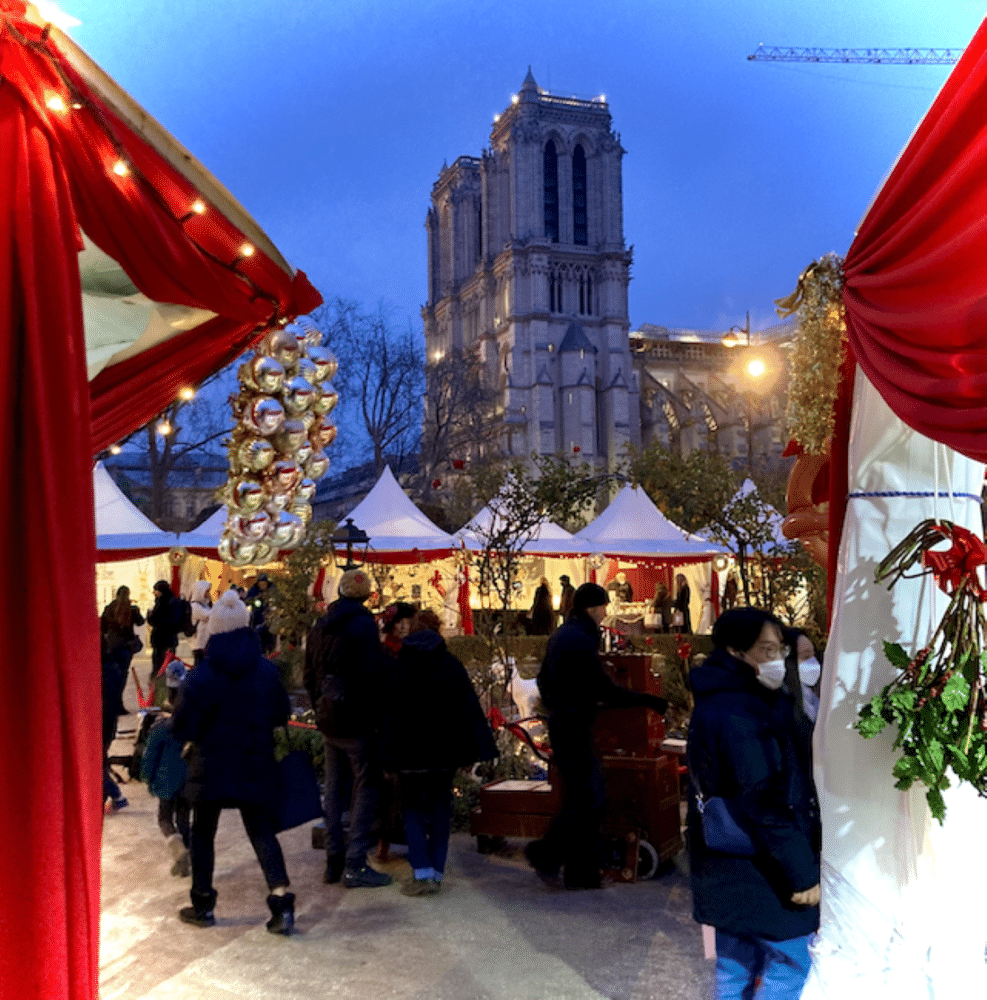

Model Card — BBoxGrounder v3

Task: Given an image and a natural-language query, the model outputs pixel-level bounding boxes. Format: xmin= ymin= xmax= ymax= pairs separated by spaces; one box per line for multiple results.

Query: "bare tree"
xmin=313 ymin=298 xmax=424 ymax=478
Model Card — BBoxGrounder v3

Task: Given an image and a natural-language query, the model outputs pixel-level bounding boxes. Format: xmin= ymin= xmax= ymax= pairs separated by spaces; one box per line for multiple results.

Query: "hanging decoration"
xmin=775 ymin=252 xmax=847 ymax=456
xmin=217 ymin=320 xmax=338 ymax=566
xmin=856 ymin=519 xmax=987 ymax=823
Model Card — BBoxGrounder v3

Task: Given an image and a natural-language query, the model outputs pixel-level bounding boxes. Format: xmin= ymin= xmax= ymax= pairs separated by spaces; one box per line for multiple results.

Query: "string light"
xmin=156 ymin=418 xmax=172 ymax=436
xmin=108 ymin=443 xmax=122 ymax=455
xmin=191 ymin=199 xmax=206 ymax=214
xmin=239 ymin=242 xmax=255 ymax=258
xmin=112 ymin=159 xmax=129 ymax=177
xmin=178 ymin=386 xmax=195 ymax=402
xmin=46 ymin=95 xmax=66 ymax=112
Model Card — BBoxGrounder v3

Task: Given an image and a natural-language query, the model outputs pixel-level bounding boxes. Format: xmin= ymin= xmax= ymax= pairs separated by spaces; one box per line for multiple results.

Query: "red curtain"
xmin=842 ymin=18 xmax=987 ymax=456
xmin=0 ymin=7 xmax=320 ymax=999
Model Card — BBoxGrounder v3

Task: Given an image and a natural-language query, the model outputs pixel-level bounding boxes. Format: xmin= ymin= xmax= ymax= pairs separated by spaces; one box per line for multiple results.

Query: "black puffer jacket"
xmin=304 ymin=597 xmax=386 ymax=738
xmin=687 ymin=647 xmax=820 ymax=942
xmin=382 ymin=628 xmax=497 ymax=773
xmin=537 ymin=612 xmax=667 ymax=725
xmin=170 ymin=627 xmax=289 ymax=805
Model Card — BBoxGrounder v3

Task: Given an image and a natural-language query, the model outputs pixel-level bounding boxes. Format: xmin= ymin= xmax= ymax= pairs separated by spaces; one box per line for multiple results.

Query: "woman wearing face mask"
xmin=687 ymin=607 xmax=821 ymax=999
xmin=783 ymin=629 xmax=822 ymax=726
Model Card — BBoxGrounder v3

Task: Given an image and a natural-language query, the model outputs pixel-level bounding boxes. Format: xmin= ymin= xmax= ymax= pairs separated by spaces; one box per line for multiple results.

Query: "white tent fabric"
xmin=175 ymin=504 xmax=227 ymax=554
xmin=455 ymin=504 xmax=586 ymax=555
xmin=801 ymin=372 xmax=987 ymax=998
xmin=94 ymin=460 xmax=176 ymax=554
xmin=574 ymin=484 xmax=727 ymax=558
xmin=343 ymin=466 xmax=455 ymax=554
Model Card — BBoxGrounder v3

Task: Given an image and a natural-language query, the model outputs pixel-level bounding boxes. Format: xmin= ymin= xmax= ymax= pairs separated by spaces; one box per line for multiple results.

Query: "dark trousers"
xmin=537 ymin=716 xmax=605 ymax=882
xmin=399 ymin=769 xmax=455 ymax=876
xmin=158 ymin=795 xmax=191 ymax=845
xmin=189 ymin=801 xmax=289 ymax=896
xmin=323 ymin=736 xmax=381 ymax=870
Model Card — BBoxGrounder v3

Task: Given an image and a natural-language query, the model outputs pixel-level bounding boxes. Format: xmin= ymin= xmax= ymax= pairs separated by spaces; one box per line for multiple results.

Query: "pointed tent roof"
xmin=174 ymin=503 xmax=228 ymax=556
xmin=341 ymin=466 xmax=455 ymax=556
xmin=94 ymin=461 xmax=177 ymax=559
xmin=574 ymin=484 xmax=727 ymax=560
xmin=719 ymin=478 xmax=789 ymax=549
xmin=455 ymin=504 xmax=584 ymax=555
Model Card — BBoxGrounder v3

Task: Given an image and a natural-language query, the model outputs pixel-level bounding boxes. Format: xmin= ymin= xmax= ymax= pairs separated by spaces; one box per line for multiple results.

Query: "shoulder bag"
xmin=689 ymin=767 xmax=756 ymax=857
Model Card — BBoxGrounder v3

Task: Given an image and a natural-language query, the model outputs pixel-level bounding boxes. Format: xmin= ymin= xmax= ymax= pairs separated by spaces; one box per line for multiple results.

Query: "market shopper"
xmin=147 ymin=580 xmax=182 ymax=686
xmin=304 ymin=568 xmax=392 ymax=888
xmin=526 ymin=582 xmax=668 ymax=889
xmin=188 ymin=580 xmax=213 ymax=665
xmin=687 ymin=607 xmax=820 ymax=998
xmin=384 ymin=609 xmax=497 ymax=896
xmin=100 ymin=585 xmax=145 ymax=699
xmin=529 ymin=577 xmax=556 ymax=635
xmin=169 ymin=590 xmax=295 ymax=934
xmin=558 ymin=575 xmax=576 ymax=621
xmin=672 ymin=573 xmax=692 ymax=633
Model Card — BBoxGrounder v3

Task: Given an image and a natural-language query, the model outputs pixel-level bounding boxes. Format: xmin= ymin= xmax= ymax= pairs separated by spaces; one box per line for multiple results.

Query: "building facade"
xmin=422 ymin=69 xmax=639 ymax=470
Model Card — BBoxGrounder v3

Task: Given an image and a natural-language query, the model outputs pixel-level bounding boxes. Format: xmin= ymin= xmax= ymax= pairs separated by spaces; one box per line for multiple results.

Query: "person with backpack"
xmin=304 ymin=568 xmax=392 ymax=889
xmin=147 ymin=580 xmax=182 ymax=686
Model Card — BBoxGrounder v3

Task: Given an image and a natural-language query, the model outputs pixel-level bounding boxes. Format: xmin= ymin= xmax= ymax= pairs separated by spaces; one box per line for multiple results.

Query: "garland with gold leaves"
xmin=775 ymin=252 xmax=847 ymax=456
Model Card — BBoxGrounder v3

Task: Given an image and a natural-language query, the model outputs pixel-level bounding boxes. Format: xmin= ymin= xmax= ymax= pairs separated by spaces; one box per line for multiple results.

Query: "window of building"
xmin=578 ymin=272 xmax=593 ymax=315
xmin=572 ymin=144 xmax=587 ymax=245
xmin=544 ymin=141 xmax=559 ymax=243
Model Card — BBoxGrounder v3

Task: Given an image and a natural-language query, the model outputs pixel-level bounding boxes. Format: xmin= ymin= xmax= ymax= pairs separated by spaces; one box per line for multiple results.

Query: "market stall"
xmin=0 ymin=5 xmax=321 ymax=997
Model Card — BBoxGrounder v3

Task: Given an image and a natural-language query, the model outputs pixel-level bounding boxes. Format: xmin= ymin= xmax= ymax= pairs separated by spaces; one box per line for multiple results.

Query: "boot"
xmin=179 ymin=889 xmax=216 ymax=928
xmin=265 ymin=892 xmax=295 ymax=935
xmin=324 ymin=852 xmax=345 ymax=884
xmin=167 ymin=834 xmax=190 ymax=877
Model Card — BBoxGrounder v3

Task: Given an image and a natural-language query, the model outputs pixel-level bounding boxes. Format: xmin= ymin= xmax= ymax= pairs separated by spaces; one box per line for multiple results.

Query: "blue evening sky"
xmin=64 ymin=1 xmax=982 ymax=335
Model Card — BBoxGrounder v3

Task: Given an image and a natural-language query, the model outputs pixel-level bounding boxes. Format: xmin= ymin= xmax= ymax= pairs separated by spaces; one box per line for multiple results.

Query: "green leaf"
xmin=883 ymin=641 xmax=912 ymax=671
xmin=941 ymin=672 xmax=971 ymax=713
xmin=926 ymin=786 xmax=946 ymax=824
xmin=922 ymin=739 xmax=945 ymax=777
xmin=856 ymin=700 xmax=889 ymax=738
xmin=888 ymin=689 xmax=916 ymax=713
xmin=947 ymin=744 xmax=972 ymax=781
xmin=892 ymin=754 xmax=922 ymax=782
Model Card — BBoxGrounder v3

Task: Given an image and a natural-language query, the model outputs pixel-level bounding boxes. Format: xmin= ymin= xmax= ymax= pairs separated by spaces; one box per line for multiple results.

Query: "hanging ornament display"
xmin=217 ymin=321 xmax=338 ymax=565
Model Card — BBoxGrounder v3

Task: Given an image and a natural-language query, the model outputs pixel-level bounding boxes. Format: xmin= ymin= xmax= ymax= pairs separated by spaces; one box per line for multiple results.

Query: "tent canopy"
xmin=341 ymin=466 xmax=455 ymax=559
xmin=94 ymin=460 xmax=177 ymax=559
xmin=456 ymin=504 xmax=586 ymax=555
xmin=574 ymin=484 xmax=727 ymax=561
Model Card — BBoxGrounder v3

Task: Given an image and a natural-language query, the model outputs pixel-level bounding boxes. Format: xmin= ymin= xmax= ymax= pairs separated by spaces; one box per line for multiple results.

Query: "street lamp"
xmin=722 ymin=311 xmax=751 ymax=349
xmin=332 ymin=517 xmax=369 ymax=570
xmin=722 ymin=312 xmax=766 ymax=476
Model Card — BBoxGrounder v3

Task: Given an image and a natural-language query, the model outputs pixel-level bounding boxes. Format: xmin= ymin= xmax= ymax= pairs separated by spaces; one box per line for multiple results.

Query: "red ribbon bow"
xmin=922 ymin=523 xmax=987 ymax=599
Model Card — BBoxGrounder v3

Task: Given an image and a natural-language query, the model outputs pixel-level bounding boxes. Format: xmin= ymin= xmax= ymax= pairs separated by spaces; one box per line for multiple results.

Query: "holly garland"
xmin=856 ymin=519 xmax=987 ymax=823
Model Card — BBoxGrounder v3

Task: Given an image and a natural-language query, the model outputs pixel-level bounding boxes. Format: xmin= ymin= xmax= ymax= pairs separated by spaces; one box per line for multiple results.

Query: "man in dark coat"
xmin=526 ymin=582 xmax=668 ymax=889
xmin=147 ymin=580 xmax=182 ymax=686
xmin=383 ymin=609 xmax=497 ymax=895
xmin=304 ymin=567 xmax=392 ymax=888
xmin=687 ymin=607 xmax=820 ymax=997
xmin=558 ymin=575 xmax=576 ymax=621
xmin=169 ymin=590 xmax=295 ymax=934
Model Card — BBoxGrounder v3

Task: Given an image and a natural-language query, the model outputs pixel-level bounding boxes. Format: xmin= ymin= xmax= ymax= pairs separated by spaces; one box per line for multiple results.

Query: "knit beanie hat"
xmin=338 ymin=568 xmax=372 ymax=601
xmin=208 ymin=589 xmax=251 ymax=635
xmin=165 ymin=659 xmax=187 ymax=688
xmin=573 ymin=582 xmax=609 ymax=613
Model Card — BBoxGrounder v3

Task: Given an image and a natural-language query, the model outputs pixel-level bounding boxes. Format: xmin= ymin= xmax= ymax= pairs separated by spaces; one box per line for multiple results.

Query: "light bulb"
xmin=46 ymin=95 xmax=67 ymax=113
xmin=178 ymin=386 xmax=195 ymax=402
xmin=156 ymin=420 xmax=172 ymax=436
xmin=191 ymin=200 xmax=206 ymax=214
xmin=240 ymin=243 xmax=255 ymax=258
xmin=112 ymin=160 xmax=129 ymax=177
xmin=109 ymin=444 xmax=122 ymax=455
xmin=746 ymin=359 xmax=767 ymax=379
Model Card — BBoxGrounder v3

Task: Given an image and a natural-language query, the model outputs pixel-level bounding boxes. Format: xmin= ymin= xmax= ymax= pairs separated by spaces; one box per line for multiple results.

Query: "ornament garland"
xmin=216 ymin=321 xmax=338 ymax=566
xmin=855 ymin=519 xmax=987 ymax=823
xmin=774 ymin=251 xmax=846 ymax=456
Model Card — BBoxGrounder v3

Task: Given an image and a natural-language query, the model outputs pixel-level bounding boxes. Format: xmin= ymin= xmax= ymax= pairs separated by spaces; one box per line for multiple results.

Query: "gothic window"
xmin=577 ymin=270 xmax=593 ymax=315
xmin=544 ymin=141 xmax=559 ymax=243
xmin=549 ymin=270 xmax=563 ymax=313
xmin=572 ymin=144 xmax=587 ymax=245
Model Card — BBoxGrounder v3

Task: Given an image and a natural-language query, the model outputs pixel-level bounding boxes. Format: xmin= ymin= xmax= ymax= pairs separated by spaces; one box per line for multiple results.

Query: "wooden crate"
xmin=594 ymin=654 xmax=666 ymax=758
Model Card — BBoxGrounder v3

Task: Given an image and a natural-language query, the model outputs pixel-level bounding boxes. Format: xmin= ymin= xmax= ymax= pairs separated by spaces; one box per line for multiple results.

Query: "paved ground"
xmin=100 ymin=660 xmax=715 ymax=1000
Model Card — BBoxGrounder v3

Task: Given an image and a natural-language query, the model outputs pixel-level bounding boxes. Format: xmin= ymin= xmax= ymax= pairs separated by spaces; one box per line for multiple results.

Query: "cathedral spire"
xmin=521 ymin=66 xmax=538 ymax=93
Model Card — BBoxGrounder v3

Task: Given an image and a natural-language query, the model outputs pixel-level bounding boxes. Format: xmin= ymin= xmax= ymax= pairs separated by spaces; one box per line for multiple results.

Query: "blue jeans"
xmin=715 ymin=929 xmax=813 ymax=999
xmin=399 ymin=769 xmax=454 ymax=877
xmin=324 ymin=736 xmax=380 ymax=870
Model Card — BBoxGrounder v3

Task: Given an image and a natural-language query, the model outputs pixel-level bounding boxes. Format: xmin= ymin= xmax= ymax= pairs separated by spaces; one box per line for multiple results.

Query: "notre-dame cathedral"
xmin=422 ymin=69 xmax=789 ymax=477
xmin=422 ymin=68 xmax=638 ymax=470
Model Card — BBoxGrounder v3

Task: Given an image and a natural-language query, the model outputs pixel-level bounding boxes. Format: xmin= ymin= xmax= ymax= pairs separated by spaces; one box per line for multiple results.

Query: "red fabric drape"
xmin=0 ymin=78 xmax=101 ymax=1000
xmin=843 ymin=19 xmax=987 ymax=463
xmin=0 ymin=8 xmax=322 ymax=999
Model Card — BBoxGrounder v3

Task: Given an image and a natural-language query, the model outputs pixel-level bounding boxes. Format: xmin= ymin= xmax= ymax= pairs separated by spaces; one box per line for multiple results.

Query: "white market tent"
xmin=574 ymin=484 xmax=727 ymax=560
xmin=94 ymin=460 xmax=176 ymax=559
xmin=455 ymin=504 xmax=587 ymax=555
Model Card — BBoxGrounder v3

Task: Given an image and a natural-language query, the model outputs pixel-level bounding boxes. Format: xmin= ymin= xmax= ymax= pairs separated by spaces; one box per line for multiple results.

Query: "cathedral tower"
xmin=422 ymin=69 xmax=638 ymax=468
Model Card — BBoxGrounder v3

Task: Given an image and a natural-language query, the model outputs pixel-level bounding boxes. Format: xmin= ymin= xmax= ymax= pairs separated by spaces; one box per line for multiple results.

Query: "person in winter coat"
xmin=558 ymin=575 xmax=576 ymax=621
xmin=383 ymin=609 xmax=497 ymax=896
xmin=304 ymin=568 xmax=392 ymax=889
xmin=141 ymin=663 xmax=191 ymax=877
xmin=673 ymin=573 xmax=692 ymax=633
xmin=381 ymin=601 xmax=417 ymax=660
xmin=526 ymin=582 xmax=668 ymax=889
xmin=529 ymin=577 xmax=556 ymax=635
xmin=246 ymin=573 xmax=276 ymax=654
xmin=652 ymin=582 xmax=673 ymax=633
xmin=687 ymin=607 xmax=821 ymax=999
xmin=188 ymin=580 xmax=212 ymax=666
xmin=100 ymin=585 xmax=145 ymax=699
xmin=147 ymin=580 xmax=181 ymax=686
xmin=169 ymin=590 xmax=295 ymax=934
xmin=101 ymin=639 xmax=129 ymax=815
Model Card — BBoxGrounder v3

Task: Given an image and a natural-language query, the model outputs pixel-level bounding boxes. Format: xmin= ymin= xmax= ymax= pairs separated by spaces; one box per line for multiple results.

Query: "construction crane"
xmin=748 ymin=45 xmax=961 ymax=65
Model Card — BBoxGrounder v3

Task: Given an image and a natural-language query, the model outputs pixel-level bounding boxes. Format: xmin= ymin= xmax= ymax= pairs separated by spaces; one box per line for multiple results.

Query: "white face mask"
xmin=798 ymin=657 xmax=822 ymax=687
xmin=755 ymin=659 xmax=787 ymax=690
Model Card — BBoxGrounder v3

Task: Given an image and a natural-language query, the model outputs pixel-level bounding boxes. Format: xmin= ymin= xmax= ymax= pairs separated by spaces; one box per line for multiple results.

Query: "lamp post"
xmin=722 ymin=312 xmax=764 ymax=476
xmin=332 ymin=517 xmax=369 ymax=570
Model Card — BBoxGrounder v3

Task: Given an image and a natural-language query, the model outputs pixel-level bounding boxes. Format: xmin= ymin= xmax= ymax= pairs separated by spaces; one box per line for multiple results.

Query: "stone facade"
xmin=422 ymin=69 xmax=638 ymax=470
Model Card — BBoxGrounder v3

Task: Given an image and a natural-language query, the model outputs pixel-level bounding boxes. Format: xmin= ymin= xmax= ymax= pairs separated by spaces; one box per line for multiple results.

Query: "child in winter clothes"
xmin=141 ymin=660 xmax=191 ymax=875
